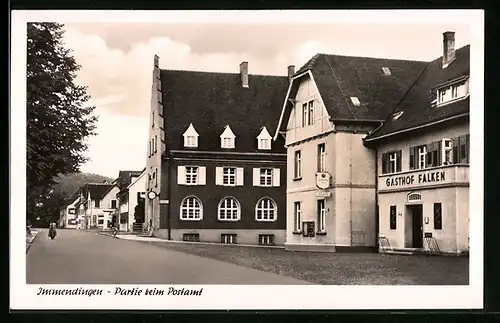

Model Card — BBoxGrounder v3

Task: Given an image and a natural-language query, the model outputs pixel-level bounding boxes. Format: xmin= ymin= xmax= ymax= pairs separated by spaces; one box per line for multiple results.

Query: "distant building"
xmin=145 ymin=57 xmax=290 ymax=245
xmin=115 ymin=169 xmax=146 ymax=231
xmin=77 ymin=183 xmax=120 ymax=230
xmin=364 ymin=32 xmax=470 ymax=255
xmin=58 ymin=189 xmax=80 ymax=229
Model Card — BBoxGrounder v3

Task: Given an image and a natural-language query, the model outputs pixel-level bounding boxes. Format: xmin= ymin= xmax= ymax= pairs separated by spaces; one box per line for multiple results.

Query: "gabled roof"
xmin=127 ymin=169 xmax=147 ymax=190
xmin=81 ymin=183 xmax=115 ymax=201
xmin=161 ymin=69 xmax=289 ymax=153
xmin=115 ymin=170 xmax=144 ymax=190
xmin=364 ymin=45 xmax=470 ymax=142
xmin=276 ymin=53 xmax=428 ymax=136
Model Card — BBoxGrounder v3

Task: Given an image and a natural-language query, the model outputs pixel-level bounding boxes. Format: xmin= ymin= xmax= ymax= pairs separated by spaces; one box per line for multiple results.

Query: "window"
xmin=260 ymin=168 xmax=273 ymax=186
xmin=317 ymin=199 xmax=326 ymax=233
xmin=301 ymin=100 xmax=314 ymax=127
xmin=452 ymin=134 xmax=470 ymax=164
xmin=294 ymin=202 xmax=301 ymax=232
xmin=437 ymin=79 xmax=469 ymax=105
xmin=382 ymin=67 xmax=391 ymax=76
xmin=186 ymin=136 xmax=196 ymax=147
xmin=389 ymin=205 xmax=397 ymax=230
xmin=155 ymin=168 xmax=158 ymax=187
xmin=180 ymin=196 xmax=203 ymax=220
xmin=221 ymin=234 xmax=237 ymax=244
xmin=259 ymin=138 xmax=270 ymax=150
xmin=255 ymin=198 xmax=277 ymax=221
xmin=434 ymin=203 xmax=443 ymax=230
xmin=382 ymin=151 xmax=402 ymax=174
xmin=259 ymin=234 xmax=275 ymax=245
xmin=417 ymin=146 xmax=427 ymax=169
xmin=183 ymin=233 xmax=200 ymax=242
xmin=185 ymin=166 xmax=199 ymax=184
xmin=223 ymin=167 xmax=236 ymax=185
xmin=94 ymin=199 xmax=100 ymax=208
xmin=68 ymin=208 xmax=75 ymax=214
xmin=98 ymin=219 xmax=104 ymax=225
xmin=154 ymin=135 xmax=158 ymax=153
xmin=222 ymin=137 xmax=234 ymax=148
xmin=110 ymin=200 xmax=117 ymax=209
xmin=152 ymin=111 xmax=155 ymax=127
xmin=308 ymin=100 xmax=314 ymax=125
xmin=218 ymin=197 xmax=241 ymax=221
xmin=317 ymin=143 xmax=326 ymax=172
xmin=425 ymin=142 xmax=440 ymax=167
xmin=294 ymin=150 xmax=302 ymax=179
xmin=350 ymin=97 xmax=360 ymax=106
xmin=442 ymin=139 xmax=453 ymax=165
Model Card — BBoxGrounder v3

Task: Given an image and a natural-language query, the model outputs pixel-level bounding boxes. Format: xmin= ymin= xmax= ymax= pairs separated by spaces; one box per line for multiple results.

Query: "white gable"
xmin=183 ymin=123 xmax=199 ymax=148
xmin=257 ymin=127 xmax=272 ymax=150
xmin=220 ymin=125 xmax=236 ymax=138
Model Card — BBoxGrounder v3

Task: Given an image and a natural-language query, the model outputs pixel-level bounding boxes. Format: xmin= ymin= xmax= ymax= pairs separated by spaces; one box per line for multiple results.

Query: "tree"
xmin=26 ymin=22 xmax=98 ymax=220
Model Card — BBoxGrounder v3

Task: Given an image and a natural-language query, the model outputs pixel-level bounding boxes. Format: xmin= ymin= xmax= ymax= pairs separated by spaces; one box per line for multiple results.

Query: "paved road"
xmin=26 ymin=229 xmax=310 ymax=285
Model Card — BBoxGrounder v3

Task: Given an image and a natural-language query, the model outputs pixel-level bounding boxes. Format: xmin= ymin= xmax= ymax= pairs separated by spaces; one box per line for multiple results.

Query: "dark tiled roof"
xmin=115 ymin=170 xmax=143 ymax=190
xmin=161 ymin=70 xmax=289 ymax=153
xmin=365 ymin=45 xmax=470 ymax=141
xmin=81 ymin=183 xmax=115 ymax=200
xmin=288 ymin=53 xmax=428 ymax=122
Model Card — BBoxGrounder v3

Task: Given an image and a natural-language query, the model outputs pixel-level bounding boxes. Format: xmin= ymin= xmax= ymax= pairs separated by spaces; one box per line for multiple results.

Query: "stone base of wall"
xmin=154 ymin=229 xmax=286 ymax=246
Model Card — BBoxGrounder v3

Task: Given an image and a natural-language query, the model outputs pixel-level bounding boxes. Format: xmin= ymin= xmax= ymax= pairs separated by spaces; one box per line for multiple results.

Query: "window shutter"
xmin=236 ymin=167 xmax=244 ymax=186
xmin=426 ymin=144 xmax=433 ymax=166
xmin=437 ymin=141 xmax=442 ymax=165
xmin=409 ymin=147 xmax=415 ymax=170
xmin=272 ymin=168 xmax=281 ymax=187
xmin=177 ymin=166 xmax=186 ymax=185
xmin=396 ymin=151 xmax=402 ymax=172
xmin=381 ymin=153 xmax=388 ymax=174
xmin=253 ymin=168 xmax=260 ymax=186
xmin=215 ymin=167 xmax=223 ymax=185
xmin=452 ymin=138 xmax=459 ymax=164
xmin=466 ymin=134 xmax=470 ymax=163
xmin=198 ymin=166 xmax=206 ymax=185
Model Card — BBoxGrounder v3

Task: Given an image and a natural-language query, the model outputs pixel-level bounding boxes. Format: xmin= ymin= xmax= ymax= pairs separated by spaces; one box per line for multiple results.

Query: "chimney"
xmin=287 ymin=65 xmax=295 ymax=81
xmin=239 ymin=61 xmax=249 ymax=88
xmin=442 ymin=31 xmax=456 ymax=68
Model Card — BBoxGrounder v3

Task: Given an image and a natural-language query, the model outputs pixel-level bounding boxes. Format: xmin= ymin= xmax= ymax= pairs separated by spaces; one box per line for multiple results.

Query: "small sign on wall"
xmin=302 ymin=221 xmax=316 ymax=237
xmin=424 ymin=232 xmax=433 ymax=238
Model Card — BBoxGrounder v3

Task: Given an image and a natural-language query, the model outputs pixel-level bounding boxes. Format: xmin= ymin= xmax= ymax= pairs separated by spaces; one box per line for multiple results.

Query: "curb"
xmin=25 ymin=231 xmax=39 ymax=253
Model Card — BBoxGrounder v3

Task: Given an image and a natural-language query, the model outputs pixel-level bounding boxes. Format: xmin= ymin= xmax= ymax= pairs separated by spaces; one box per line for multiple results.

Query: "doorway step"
xmin=383 ymin=247 xmax=420 ymax=255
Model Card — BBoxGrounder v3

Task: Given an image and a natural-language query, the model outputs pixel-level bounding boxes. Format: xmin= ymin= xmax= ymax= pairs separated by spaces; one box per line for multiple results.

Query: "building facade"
xmin=364 ymin=32 xmax=470 ymax=255
xmin=78 ymin=183 xmax=119 ymax=230
xmin=274 ymin=51 xmax=428 ymax=252
xmin=58 ymin=195 xmax=80 ymax=229
xmin=114 ymin=170 xmax=145 ymax=231
xmin=145 ymin=57 xmax=290 ymax=245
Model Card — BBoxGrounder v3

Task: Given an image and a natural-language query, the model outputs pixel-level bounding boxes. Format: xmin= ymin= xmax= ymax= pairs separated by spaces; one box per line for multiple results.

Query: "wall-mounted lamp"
xmin=424 ymin=217 xmax=430 ymax=224
xmin=398 ymin=212 xmax=403 ymax=217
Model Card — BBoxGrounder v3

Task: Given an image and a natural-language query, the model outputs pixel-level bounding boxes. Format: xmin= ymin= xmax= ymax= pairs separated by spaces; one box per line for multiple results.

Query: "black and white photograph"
xmin=11 ymin=10 xmax=484 ymax=310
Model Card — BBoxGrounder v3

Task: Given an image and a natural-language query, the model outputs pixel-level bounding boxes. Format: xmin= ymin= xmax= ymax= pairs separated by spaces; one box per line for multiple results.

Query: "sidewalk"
xmin=26 ymin=230 xmax=39 ymax=253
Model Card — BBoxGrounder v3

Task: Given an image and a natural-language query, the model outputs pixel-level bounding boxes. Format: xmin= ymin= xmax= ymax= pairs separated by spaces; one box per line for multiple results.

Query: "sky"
xmin=56 ymin=12 xmax=472 ymax=179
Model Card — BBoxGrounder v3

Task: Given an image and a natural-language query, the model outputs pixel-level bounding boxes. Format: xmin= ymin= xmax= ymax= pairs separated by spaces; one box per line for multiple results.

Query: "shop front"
xmin=378 ymin=165 xmax=469 ymax=254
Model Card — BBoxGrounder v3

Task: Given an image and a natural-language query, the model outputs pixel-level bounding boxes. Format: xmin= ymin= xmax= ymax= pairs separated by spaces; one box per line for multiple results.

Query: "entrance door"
xmin=411 ymin=204 xmax=423 ymax=248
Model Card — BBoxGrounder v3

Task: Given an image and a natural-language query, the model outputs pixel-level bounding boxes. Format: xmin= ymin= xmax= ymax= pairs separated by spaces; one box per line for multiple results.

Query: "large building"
xmin=363 ymin=32 xmax=470 ymax=255
xmin=273 ymin=50 xmax=428 ymax=252
xmin=114 ymin=170 xmax=145 ymax=231
xmin=144 ymin=56 xmax=290 ymax=245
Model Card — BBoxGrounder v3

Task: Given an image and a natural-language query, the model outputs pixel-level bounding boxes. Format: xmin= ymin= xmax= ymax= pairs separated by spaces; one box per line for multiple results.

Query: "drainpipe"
xmin=349 ymin=135 xmax=353 ymax=246
xmin=375 ymin=147 xmax=379 ymax=251
xmin=167 ymin=155 xmax=173 ymax=240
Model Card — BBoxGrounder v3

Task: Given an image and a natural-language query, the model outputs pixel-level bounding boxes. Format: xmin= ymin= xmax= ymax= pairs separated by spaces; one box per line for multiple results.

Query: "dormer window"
xmin=437 ymin=78 xmax=469 ymax=106
xmin=257 ymin=127 xmax=272 ymax=150
xmin=392 ymin=111 xmax=404 ymax=121
xmin=350 ymin=97 xmax=361 ymax=106
xmin=382 ymin=67 xmax=391 ymax=76
xmin=220 ymin=125 xmax=236 ymax=149
xmin=183 ymin=123 xmax=199 ymax=148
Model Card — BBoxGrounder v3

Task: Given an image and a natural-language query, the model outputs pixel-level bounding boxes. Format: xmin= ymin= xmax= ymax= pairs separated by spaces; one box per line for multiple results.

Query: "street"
xmin=26 ymin=229 xmax=310 ymax=285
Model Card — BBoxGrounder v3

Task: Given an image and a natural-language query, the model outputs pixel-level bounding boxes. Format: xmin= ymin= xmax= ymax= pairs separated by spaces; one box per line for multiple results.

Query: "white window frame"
xmin=221 ymin=234 xmax=237 ymax=244
xmin=259 ymin=234 xmax=274 ymax=245
xmin=437 ymin=79 xmax=469 ymax=106
xmin=308 ymin=100 xmax=314 ymax=125
xmin=180 ymin=196 xmax=203 ymax=221
xmin=218 ymin=197 xmax=241 ymax=221
xmin=317 ymin=199 xmax=326 ymax=233
xmin=185 ymin=135 xmax=197 ymax=147
xmin=418 ymin=146 xmax=427 ymax=169
xmin=389 ymin=152 xmax=398 ymax=174
xmin=294 ymin=201 xmax=301 ymax=232
xmin=294 ymin=150 xmax=302 ymax=179
xmin=183 ymin=123 xmax=199 ymax=148
xmin=441 ymin=138 xmax=453 ymax=165
xmin=185 ymin=166 xmax=199 ymax=185
xmin=223 ymin=167 xmax=236 ymax=186
xmin=259 ymin=168 xmax=273 ymax=187
xmin=302 ymin=103 xmax=308 ymax=127
xmin=259 ymin=138 xmax=270 ymax=150
xmin=222 ymin=137 xmax=234 ymax=148
xmin=255 ymin=197 xmax=277 ymax=222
